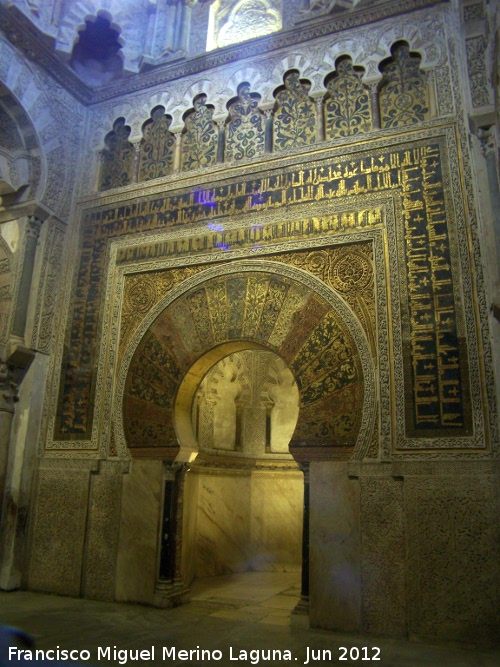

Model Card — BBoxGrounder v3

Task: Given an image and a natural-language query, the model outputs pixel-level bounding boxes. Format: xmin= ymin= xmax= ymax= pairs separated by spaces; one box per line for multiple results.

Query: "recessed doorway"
xmin=179 ymin=349 xmax=303 ymax=596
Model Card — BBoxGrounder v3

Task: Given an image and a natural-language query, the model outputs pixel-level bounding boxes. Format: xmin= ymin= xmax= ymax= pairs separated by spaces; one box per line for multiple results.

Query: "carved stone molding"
xmin=466 ymin=34 xmax=493 ymax=109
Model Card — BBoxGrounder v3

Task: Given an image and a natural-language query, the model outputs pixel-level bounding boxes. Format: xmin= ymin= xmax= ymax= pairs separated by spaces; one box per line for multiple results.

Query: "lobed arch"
xmin=272 ymin=53 xmax=314 ymax=82
xmin=179 ymin=80 xmax=220 ymax=117
xmin=117 ymin=260 xmax=376 ymax=464
xmin=374 ymin=24 xmax=444 ymax=72
xmin=321 ymin=42 xmax=365 ymax=72
xmin=69 ymin=11 xmax=125 ymax=86
xmin=225 ymin=67 xmax=264 ymax=99
xmin=54 ymin=2 xmax=147 ymax=73
xmin=96 ymin=36 xmax=435 ymax=188
xmin=0 ymin=37 xmax=85 ymax=216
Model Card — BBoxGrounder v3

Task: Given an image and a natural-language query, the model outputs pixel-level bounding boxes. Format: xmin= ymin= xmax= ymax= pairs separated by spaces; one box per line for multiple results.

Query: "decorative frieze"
xmin=466 ymin=35 xmax=492 ymax=108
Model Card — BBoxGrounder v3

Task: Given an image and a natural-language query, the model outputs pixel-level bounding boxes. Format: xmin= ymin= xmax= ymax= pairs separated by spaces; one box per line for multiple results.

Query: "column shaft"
xmin=12 ymin=217 xmax=41 ymax=341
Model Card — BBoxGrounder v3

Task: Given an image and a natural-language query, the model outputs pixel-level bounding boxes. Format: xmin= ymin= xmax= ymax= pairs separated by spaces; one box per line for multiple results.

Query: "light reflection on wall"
xmin=207 ymin=0 xmax=282 ymax=51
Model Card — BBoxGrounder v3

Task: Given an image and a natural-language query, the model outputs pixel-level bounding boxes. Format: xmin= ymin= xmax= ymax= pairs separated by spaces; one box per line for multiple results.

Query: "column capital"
xmin=477 ymin=125 xmax=496 ymax=158
xmin=25 ymin=216 xmax=42 ymax=242
xmin=0 ymin=363 xmax=18 ymax=413
xmin=299 ymin=461 xmax=310 ymax=483
xmin=162 ymin=460 xmax=188 ymax=480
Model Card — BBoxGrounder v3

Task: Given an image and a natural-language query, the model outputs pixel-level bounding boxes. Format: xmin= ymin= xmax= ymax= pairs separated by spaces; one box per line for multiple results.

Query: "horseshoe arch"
xmin=118 ymin=260 xmax=376 ymax=462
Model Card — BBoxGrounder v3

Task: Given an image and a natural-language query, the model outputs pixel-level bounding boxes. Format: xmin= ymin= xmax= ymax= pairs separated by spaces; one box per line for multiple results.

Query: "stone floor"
xmin=0 ymin=572 xmax=499 ymax=667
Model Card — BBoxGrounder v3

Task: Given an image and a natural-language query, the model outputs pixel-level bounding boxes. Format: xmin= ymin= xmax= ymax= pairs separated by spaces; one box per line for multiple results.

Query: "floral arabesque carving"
xmin=225 ymin=82 xmax=265 ymax=162
xmin=324 ymin=57 xmax=372 ymax=139
xmin=99 ymin=117 xmax=134 ymax=191
xmin=379 ymin=42 xmax=430 ymax=128
xmin=181 ymin=94 xmax=218 ymax=171
xmin=273 ymin=70 xmax=316 ymax=151
xmin=138 ymin=106 xmax=175 ymax=181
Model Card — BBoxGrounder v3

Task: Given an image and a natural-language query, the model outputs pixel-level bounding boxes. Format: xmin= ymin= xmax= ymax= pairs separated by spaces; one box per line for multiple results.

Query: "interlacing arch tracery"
xmin=97 ymin=40 xmax=431 ymax=190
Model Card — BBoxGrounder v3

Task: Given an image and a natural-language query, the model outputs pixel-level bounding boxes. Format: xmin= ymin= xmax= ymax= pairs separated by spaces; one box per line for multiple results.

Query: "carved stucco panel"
xmin=0 ymin=35 xmax=85 ymax=217
xmin=360 ymin=476 xmax=406 ymax=636
xmin=30 ymin=220 xmax=67 ymax=354
xmin=80 ymin=6 xmax=448 ymax=196
xmin=405 ymin=475 xmax=500 ymax=643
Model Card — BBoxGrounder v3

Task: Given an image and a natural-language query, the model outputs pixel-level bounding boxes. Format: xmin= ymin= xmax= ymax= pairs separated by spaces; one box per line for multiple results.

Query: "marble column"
xmin=216 ymin=120 xmax=226 ymax=163
xmin=293 ymin=462 xmax=309 ymax=615
xmin=154 ymin=462 xmax=190 ymax=607
xmin=150 ymin=0 xmax=178 ymax=56
xmin=173 ymin=131 xmax=183 ymax=172
xmin=176 ymin=0 xmax=197 ymax=53
xmin=132 ymin=143 xmax=141 ymax=183
xmin=315 ymin=97 xmax=325 ymax=142
xmin=264 ymin=109 xmax=273 ymax=153
xmin=370 ymin=84 xmax=381 ymax=130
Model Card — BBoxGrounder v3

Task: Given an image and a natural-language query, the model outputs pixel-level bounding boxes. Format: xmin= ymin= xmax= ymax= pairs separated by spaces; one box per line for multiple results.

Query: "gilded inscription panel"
xmin=56 ymin=129 xmax=477 ymax=452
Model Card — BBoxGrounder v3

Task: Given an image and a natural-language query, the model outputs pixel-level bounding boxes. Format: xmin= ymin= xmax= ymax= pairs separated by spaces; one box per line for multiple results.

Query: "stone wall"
xmin=114 ymin=460 xmax=163 ymax=605
xmin=2 ymin=0 xmax=499 ymax=648
xmin=185 ymin=466 xmax=303 ymax=580
xmin=309 ymin=461 xmax=500 ymax=645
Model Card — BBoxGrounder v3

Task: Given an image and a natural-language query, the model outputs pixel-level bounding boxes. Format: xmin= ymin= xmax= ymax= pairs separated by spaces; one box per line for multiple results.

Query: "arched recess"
xmin=0 ymin=82 xmax=42 ymax=205
xmin=119 ymin=260 xmax=375 ymax=463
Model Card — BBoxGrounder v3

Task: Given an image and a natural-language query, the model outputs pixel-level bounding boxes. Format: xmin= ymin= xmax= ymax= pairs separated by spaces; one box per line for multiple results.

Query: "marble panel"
xmin=27 ymin=467 xmax=90 ymax=596
xmin=115 ymin=460 xmax=162 ymax=605
xmin=405 ymin=474 xmax=500 ymax=645
xmin=360 ymin=476 xmax=406 ymax=637
xmin=192 ymin=467 xmax=303 ymax=578
xmin=181 ymin=468 xmax=199 ymax=586
xmin=250 ymin=470 xmax=303 ymax=572
xmin=83 ymin=461 xmax=124 ymax=601
xmin=195 ymin=471 xmax=252 ymax=577
xmin=0 ymin=354 xmax=49 ymax=590
xmin=309 ymin=461 xmax=361 ymax=632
